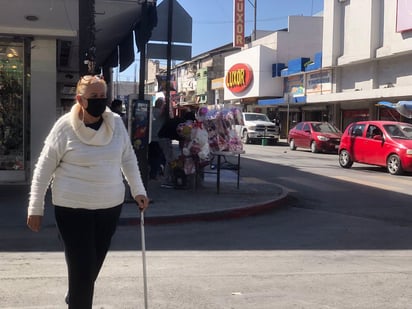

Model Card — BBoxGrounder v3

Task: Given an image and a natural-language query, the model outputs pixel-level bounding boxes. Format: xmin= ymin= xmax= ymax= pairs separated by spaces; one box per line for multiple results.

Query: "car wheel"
xmin=289 ymin=139 xmax=296 ymax=150
xmin=387 ymin=154 xmax=403 ymax=175
xmin=339 ymin=150 xmax=353 ymax=168
xmin=310 ymin=141 xmax=318 ymax=153
xmin=242 ymin=131 xmax=250 ymax=144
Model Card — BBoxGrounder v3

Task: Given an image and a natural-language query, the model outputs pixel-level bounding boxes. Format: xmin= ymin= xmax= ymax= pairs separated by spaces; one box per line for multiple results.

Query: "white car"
xmin=235 ymin=112 xmax=280 ymax=144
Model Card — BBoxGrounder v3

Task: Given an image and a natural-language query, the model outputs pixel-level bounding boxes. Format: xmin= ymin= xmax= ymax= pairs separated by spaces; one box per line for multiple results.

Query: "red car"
xmin=288 ymin=121 xmax=342 ymax=153
xmin=338 ymin=120 xmax=412 ymax=175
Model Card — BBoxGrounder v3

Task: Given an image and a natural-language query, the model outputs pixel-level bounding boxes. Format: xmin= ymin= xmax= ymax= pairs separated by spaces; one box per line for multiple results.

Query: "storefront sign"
xmin=211 ymin=77 xmax=224 ymax=90
xmin=233 ymin=0 xmax=245 ymax=47
xmin=156 ymin=74 xmax=176 ymax=92
xmin=396 ymin=0 xmax=412 ymax=32
xmin=284 ymin=74 xmax=305 ymax=97
xmin=306 ymin=70 xmax=332 ymax=95
xmin=225 ymin=63 xmax=253 ymax=93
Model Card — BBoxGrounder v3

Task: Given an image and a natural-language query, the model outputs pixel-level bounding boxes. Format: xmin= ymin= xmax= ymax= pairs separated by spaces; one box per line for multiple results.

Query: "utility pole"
xmin=247 ymin=0 xmax=257 ymax=41
xmin=253 ymin=0 xmax=257 ymax=40
xmin=134 ymin=0 xmax=158 ymax=189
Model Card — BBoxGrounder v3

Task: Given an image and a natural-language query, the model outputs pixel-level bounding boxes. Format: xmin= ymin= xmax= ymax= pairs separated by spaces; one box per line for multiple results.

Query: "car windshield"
xmin=384 ymin=123 xmax=412 ymax=140
xmin=311 ymin=122 xmax=340 ymax=133
xmin=244 ymin=114 xmax=270 ymax=121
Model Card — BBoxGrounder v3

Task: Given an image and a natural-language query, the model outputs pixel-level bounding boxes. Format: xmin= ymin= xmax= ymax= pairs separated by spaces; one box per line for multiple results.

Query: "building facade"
xmin=313 ymin=0 xmax=412 ymax=130
xmin=223 ymin=15 xmax=324 ymax=136
xmin=0 ymin=0 xmax=154 ymax=184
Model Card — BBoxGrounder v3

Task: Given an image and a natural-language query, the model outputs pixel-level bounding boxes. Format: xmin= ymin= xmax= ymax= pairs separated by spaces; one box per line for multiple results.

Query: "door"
xmin=299 ymin=122 xmax=312 ymax=148
xmin=362 ymin=125 xmax=385 ymax=165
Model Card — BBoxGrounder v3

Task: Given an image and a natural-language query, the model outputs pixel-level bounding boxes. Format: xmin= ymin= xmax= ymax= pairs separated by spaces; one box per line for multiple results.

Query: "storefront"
xmin=0 ymin=37 xmax=30 ymax=182
xmin=0 ymin=1 xmax=157 ymax=184
xmin=341 ymin=109 xmax=370 ymax=130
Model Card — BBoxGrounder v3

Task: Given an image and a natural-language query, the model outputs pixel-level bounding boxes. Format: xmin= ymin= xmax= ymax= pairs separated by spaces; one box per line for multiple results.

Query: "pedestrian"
xmin=110 ymin=98 xmax=127 ymax=126
xmin=26 ymin=74 xmax=149 ymax=308
xmin=156 ymin=109 xmax=197 ymax=189
xmin=110 ymin=98 xmax=124 ymax=116
xmin=148 ymin=98 xmax=166 ymax=180
xmin=157 ymin=109 xmax=186 ymax=188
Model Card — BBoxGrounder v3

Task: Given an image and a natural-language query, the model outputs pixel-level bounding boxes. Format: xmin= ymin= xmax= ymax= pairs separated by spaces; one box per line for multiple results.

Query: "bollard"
xmin=261 ymin=138 xmax=268 ymax=146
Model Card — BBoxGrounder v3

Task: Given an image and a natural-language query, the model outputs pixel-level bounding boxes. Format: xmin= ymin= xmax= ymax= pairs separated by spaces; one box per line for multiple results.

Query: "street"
xmin=2 ymin=142 xmax=412 ymax=308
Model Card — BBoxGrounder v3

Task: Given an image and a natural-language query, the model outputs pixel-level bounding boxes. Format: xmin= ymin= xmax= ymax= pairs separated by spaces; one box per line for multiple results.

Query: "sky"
xmin=117 ymin=0 xmax=324 ymax=81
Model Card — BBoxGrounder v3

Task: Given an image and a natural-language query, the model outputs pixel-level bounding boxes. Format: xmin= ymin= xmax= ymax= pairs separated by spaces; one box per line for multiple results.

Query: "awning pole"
xmin=165 ymin=0 xmax=174 ymax=118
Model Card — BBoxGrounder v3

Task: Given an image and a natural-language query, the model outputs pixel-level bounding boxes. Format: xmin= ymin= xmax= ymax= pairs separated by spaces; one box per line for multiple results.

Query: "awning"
xmin=258 ymin=96 xmax=307 ymax=106
xmin=377 ymin=101 xmax=412 ymax=118
xmin=95 ymin=0 xmax=157 ymax=71
xmin=258 ymin=98 xmax=285 ymax=106
xmin=0 ymin=0 xmax=157 ymax=72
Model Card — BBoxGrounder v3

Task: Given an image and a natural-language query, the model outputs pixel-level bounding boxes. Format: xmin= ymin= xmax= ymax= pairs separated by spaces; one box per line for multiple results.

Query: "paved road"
xmin=2 ymin=143 xmax=412 ymax=308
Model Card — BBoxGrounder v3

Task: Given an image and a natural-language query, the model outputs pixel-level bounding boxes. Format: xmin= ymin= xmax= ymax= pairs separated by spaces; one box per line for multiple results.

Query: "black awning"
xmin=119 ymin=32 xmax=135 ymax=72
xmin=94 ymin=0 xmax=157 ymax=71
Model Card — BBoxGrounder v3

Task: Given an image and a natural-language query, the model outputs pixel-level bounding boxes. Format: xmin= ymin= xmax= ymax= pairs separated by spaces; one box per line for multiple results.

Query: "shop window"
xmin=342 ymin=109 xmax=369 ymax=131
xmin=379 ymin=107 xmax=401 ymax=122
xmin=0 ymin=39 xmax=25 ymax=170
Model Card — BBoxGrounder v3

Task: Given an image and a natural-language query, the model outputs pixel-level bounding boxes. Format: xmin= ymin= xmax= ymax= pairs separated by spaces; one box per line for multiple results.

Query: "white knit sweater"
xmin=28 ymin=103 xmax=147 ymax=216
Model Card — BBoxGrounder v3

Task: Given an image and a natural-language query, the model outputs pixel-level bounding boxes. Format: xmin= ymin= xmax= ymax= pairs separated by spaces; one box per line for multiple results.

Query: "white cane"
xmin=140 ymin=210 xmax=148 ymax=309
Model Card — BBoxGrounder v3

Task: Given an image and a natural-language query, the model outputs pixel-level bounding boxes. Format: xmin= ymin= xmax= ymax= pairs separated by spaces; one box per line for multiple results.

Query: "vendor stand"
xmin=172 ymin=106 xmax=245 ymax=193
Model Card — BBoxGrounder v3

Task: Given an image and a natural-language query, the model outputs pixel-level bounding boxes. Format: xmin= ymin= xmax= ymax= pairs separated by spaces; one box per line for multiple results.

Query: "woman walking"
xmin=27 ymin=75 xmax=148 ymax=308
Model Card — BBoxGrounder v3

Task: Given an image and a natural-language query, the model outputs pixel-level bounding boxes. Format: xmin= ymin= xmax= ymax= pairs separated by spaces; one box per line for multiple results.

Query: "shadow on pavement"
xmin=1 ymin=156 xmax=412 ymax=252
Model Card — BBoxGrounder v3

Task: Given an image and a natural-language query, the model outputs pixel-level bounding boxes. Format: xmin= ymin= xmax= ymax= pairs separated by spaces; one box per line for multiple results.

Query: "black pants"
xmin=54 ymin=204 xmax=122 ymax=309
xmin=148 ymin=141 xmax=165 ymax=179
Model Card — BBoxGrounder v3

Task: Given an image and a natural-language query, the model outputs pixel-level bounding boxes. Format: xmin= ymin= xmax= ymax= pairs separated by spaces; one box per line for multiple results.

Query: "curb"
xmin=118 ymin=189 xmax=289 ymax=226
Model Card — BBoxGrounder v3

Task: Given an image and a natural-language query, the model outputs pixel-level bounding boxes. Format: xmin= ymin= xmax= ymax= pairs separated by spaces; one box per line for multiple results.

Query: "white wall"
xmin=224 ymin=45 xmax=282 ymax=101
xmin=224 ymin=15 xmax=323 ymax=101
xmin=249 ymin=16 xmax=323 ymax=65
xmin=323 ymin=0 xmax=412 ymax=66
xmin=30 ymin=38 xmax=57 ymax=176
xmin=317 ymin=0 xmax=412 ymax=105
xmin=377 ymin=0 xmax=412 ymax=58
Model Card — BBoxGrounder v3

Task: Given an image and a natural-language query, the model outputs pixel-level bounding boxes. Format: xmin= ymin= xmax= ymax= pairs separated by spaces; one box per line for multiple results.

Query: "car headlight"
xmin=317 ymin=135 xmax=330 ymax=141
xmin=247 ymin=126 xmax=256 ymax=130
xmin=406 ymin=149 xmax=412 ymax=155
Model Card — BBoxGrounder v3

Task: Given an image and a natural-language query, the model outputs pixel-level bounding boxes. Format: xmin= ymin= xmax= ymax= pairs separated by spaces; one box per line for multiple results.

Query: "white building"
xmin=223 ymin=0 xmax=412 ymax=134
xmin=225 ymin=15 xmax=323 ymax=100
xmin=223 ymin=15 xmax=324 ymax=133
xmin=310 ymin=0 xmax=412 ymax=128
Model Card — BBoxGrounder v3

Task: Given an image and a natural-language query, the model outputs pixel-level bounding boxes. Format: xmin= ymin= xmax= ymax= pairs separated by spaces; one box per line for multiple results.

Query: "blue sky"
xmin=118 ymin=0 xmax=324 ymax=81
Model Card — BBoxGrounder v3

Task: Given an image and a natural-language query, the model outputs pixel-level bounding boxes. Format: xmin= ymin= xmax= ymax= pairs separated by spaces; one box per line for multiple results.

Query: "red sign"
xmin=233 ymin=0 xmax=245 ymax=47
xmin=225 ymin=63 xmax=253 ymax=93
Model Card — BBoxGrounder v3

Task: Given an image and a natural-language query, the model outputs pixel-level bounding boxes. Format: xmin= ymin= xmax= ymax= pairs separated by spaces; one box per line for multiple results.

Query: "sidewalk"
xmin=0 ymin=167 xmax=287 ymax=228
xmin=121 ymin=167 xmax=287 ymax=225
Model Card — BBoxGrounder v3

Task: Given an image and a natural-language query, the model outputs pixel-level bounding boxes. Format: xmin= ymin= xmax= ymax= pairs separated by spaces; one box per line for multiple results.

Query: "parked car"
xmin=288 ymin=121 xmax=342 ymax=153
xmin=235 ymin=112 xmax=280 ymax=144
xmin=338 ymin=120 xmax=412 ymax=175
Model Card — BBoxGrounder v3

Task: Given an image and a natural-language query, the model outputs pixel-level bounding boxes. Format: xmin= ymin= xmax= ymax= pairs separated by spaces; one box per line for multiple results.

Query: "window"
xmin=366 ymin=125 xmax=382 ymax=139
xmin=295 ymin=122 xmax=303 ymax=130
xmin=0 ymin=38 xmax=26 ymax=171
xmin=350 ymin=124 xmax=365 ymax=137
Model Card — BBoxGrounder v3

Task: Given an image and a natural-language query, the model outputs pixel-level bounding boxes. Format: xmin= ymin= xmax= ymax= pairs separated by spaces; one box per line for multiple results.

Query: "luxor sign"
xmin=225 ymin=63 xmax=253 ymax=93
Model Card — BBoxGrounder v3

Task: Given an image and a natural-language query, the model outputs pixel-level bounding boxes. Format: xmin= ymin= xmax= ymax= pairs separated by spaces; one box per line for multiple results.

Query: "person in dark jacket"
xmin=156 ymin=107 xmax=196 ymax=187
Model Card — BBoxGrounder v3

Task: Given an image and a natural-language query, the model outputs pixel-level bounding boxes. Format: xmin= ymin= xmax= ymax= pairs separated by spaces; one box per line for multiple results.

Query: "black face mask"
xmin=86 ymin=98 xmax=107 ymax=117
